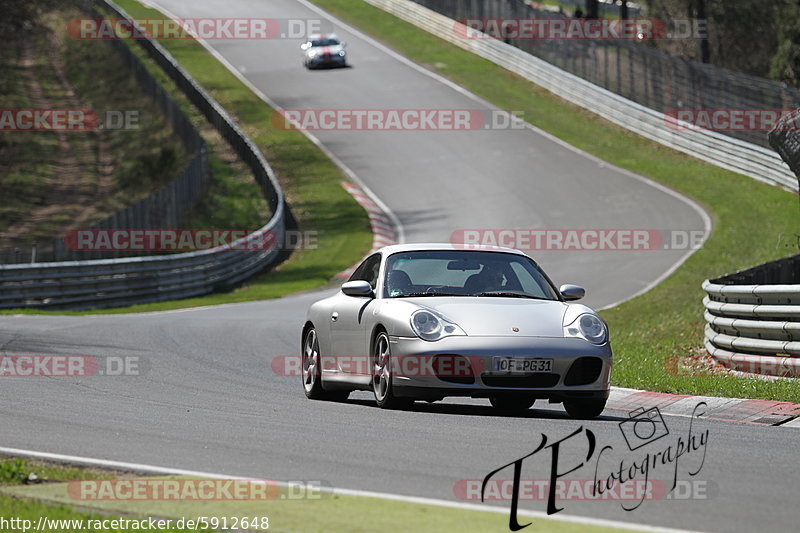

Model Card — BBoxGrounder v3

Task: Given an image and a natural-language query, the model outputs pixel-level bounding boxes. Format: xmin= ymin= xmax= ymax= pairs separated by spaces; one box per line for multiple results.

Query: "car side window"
xmin=349 ymin=254 xmax=381 ymax=290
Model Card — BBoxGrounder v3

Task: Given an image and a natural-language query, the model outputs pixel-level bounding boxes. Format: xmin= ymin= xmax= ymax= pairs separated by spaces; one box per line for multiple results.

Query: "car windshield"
xmin=310 ymin=38 xmax=340 ymax=47
xmin=383 ymin=250 xmax=560 ymax=300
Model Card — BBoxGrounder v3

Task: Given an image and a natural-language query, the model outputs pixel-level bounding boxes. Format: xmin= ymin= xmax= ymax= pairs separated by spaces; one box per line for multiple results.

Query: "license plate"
xmin=493 ymin=357 xmax=553 ymax=373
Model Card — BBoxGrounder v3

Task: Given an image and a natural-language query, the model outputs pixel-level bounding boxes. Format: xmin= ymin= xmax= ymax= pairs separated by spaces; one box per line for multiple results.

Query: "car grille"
xmin=481 ymin=373 xmax=560 ymax=388
xmin=564 ymin=357 xmax=604 ymax=386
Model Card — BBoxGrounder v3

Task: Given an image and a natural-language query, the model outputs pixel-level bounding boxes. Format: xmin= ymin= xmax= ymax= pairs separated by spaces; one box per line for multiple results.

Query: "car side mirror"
xmin=342 ymin=280 xmax=374 ymax=298
xmin=559 ymin=284 xmax=585 ymax=301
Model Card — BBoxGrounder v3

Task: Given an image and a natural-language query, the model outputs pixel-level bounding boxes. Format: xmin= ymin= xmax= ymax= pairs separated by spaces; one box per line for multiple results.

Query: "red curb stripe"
xmin=607 ymin=390 xmax=800 ymax=426
xmin=609 ymin=390 xmax=691 ymax=411
xmin=711 ymin=399 xmax=800 ymax=425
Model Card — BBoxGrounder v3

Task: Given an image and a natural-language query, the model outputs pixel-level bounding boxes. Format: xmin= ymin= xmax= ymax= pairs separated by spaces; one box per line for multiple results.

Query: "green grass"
xmin=0 ymin=8 xmax=190 ymax=248
xmin=0 ymin=458 xmax=646 ymax=533
xmin=1 ymin=0 xmax=372 ymax=314
xmin=60 ymin=11 xmax=190 ymax=202
xmin=0 ymin=458 xmax=113 ymax=485
xmin=0 ymin=23 xmax=68 ymax=238
xmin=307 ymin=0 xmax=800 ymax=401
xmin=0 ymin=458 xmax=208 ymax=533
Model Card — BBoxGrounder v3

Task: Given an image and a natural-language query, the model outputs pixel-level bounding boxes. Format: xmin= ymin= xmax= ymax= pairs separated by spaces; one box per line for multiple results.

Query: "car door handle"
xmin=331 ymin=312 xmax=339 ymax=322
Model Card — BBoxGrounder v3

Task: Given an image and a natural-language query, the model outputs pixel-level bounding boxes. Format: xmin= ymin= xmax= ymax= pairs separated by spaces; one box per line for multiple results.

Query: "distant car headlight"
xmin=338 ymin=50 xmax=346 ymax=56
xmin=308 ymin=51 xmax=318 ymax=58
xmin=564 ymin=313 xmax=608 ymax=344
xmin=410 ymin=310 xmax=465 ymax=342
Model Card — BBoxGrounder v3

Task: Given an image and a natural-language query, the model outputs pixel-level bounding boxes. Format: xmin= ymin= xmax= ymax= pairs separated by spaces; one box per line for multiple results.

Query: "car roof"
xmin=375 ymin=243 xmax=526 ymax=256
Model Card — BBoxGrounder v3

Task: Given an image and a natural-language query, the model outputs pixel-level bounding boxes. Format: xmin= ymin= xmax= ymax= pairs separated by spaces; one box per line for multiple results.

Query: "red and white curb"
xmin=337 ymin=182 xmax=398 ymax=278
xmin=608 ymin=387 xmax=800 ymax=426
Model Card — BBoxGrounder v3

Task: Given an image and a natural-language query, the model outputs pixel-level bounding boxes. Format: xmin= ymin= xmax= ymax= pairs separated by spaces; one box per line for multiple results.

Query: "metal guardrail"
xmin=0 ymin=0 xmax=285 ymax=310
xmin=702 ymin=255 xmax=800 ymax=376
xmin=364 ymin=0 xmax=798 ymax=192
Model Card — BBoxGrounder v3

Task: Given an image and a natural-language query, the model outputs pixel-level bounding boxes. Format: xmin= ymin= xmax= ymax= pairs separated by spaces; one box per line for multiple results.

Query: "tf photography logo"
xmin=480 ymin=403 xmax=710 ymax=530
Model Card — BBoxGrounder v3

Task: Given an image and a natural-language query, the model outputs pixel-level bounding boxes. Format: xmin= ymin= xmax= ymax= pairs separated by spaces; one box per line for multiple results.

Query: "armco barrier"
xmin=363 ymin=0 xmax=798 ymax=192
xmin=702 ymin=255 xmax=800 ymax=376
xmin=0 ymin=0 xmax=285 ymax=310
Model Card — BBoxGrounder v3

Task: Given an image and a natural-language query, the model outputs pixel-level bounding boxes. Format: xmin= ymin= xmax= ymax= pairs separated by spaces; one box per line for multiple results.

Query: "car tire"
xmin=563 ymin=398 xmax=606 ymax=419
xmin=489 ymin=395 xmax=536 ymax=414
xmin=372 ymin=331 xmax=412 ymax=410
xmin=302 ymin=326 xmax=349 ymax=402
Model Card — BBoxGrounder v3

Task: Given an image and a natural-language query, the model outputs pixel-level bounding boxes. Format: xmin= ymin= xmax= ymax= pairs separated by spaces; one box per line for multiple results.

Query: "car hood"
xmin=308 ymin=44 xmax=344 ymax=55
xmin=412 ymin=297 xmax=569 ymax=337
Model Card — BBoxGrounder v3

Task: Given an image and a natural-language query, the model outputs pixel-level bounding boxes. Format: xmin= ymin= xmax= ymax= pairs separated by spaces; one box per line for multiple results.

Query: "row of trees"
xmin=624 ymin=0 xmax=800 ymax=86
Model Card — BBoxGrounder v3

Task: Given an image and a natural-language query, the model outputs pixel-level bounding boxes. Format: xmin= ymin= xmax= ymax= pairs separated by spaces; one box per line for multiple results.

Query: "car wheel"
xmin=489 ymin=395 xmax=535 ymax=414
xmin=372 ymin=332 xmax=411 ymax=410
xmin=563 ymin=398 xmax=606 ymax=419
xmin=302 ymin=327 xmax=349 ymax=401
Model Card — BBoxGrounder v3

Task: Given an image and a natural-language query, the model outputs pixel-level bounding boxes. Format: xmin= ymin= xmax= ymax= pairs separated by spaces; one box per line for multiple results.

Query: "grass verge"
xmin=1 ymin=0 xmax=372 ymax=314
xmin=0 ymin=458 xmax=210 ymax=532
xmin=0 ymin=458 xmax=648 ymax=533
xmin=308 ymin=0 xmax=800 ymax=401
xmin=0 ymin=7 xmax=189 ymax=250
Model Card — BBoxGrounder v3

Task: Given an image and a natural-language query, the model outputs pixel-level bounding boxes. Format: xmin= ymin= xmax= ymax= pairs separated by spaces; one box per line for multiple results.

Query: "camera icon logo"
xmin=618 ymin=406 xmax=670 ymax=451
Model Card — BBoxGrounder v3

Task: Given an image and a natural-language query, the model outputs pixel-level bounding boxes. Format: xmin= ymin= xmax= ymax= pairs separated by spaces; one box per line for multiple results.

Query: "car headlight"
xmin=410 ymin=310 xmax=465 ymax=342
xmin=564 ymin=313 xmax=608 ymax=344
xmin=338 ymin=50 xmax=346 ymax=56
xmin=308 ymin=51 xmax=318 ymax=58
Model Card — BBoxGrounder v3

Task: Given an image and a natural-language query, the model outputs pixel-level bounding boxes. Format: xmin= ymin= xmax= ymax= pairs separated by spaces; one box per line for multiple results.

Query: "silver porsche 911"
xmin=301 ymin=244 xmax=612 ymax=418
xmin=300 ymin=34 xmax=347 ymax=69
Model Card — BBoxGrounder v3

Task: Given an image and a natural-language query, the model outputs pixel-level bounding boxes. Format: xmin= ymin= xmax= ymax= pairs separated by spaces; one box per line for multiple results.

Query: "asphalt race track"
xmin=2 ymin=1 xmax=796 ymax=532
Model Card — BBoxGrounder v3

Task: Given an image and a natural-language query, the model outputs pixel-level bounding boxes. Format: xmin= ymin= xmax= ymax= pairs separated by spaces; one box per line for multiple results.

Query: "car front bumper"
xmin=387 ymin=335 xmax=612 ymax=401
xmin=306 ymin=55 xmax=346 ymax=67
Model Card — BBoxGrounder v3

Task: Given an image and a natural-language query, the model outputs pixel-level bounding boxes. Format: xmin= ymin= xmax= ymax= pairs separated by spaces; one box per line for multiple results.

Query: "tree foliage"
xmin=770 ymin=1 xmax=800 ymax=86
xmin=643 ymin=0 xmax=798 ymax=85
